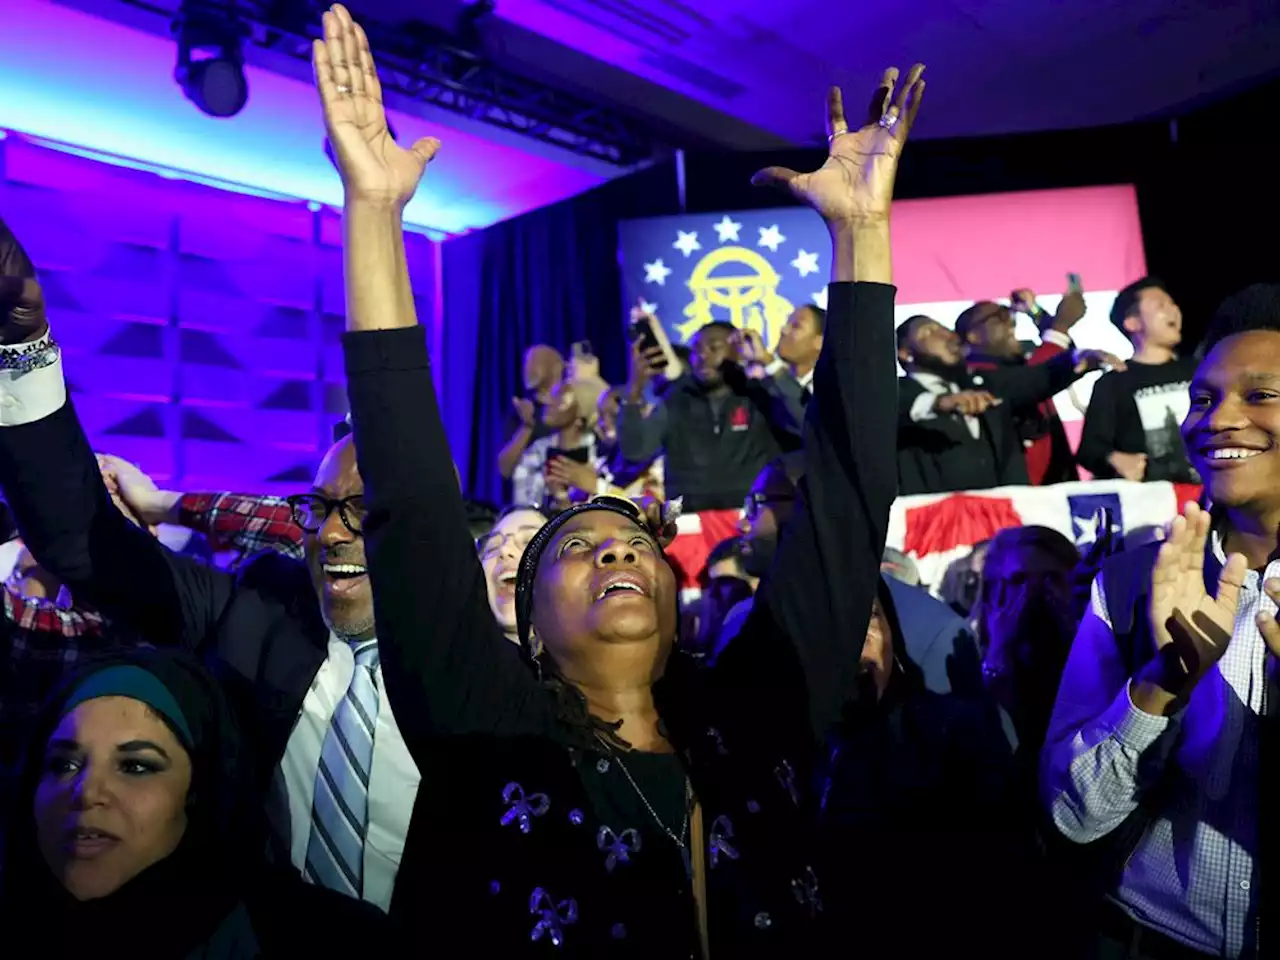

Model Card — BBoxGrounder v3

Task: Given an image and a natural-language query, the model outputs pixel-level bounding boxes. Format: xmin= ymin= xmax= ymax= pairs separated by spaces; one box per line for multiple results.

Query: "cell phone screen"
xmin=629 ymin=319 xmax=668 ymax=369
xmin=547 ymin=446 xmax=591 ymax=465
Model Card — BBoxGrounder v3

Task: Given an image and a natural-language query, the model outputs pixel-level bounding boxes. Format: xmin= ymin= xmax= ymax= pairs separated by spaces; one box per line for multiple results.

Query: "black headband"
xmin=514 ymin=496 xmax=654 ymax=653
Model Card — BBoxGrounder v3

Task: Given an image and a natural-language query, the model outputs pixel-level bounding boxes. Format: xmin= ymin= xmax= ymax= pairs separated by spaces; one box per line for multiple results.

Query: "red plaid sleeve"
xmin=1 ymin=584 xmax=118 ymax=760
xmin=178 ymin=493 xmax=304 ymax=562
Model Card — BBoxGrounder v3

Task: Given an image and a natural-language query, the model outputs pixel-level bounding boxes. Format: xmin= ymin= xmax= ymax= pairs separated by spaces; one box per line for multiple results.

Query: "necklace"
xmin=594 ymin=734 xmax=694 ymax=872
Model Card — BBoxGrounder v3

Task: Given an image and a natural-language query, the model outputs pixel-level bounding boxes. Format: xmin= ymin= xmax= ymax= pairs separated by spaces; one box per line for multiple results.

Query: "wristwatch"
xmin=0 ymin=337 xmax=60 ymax=374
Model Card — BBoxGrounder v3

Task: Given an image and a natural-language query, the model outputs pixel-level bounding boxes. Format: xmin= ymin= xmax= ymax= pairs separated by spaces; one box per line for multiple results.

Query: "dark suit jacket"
xmin=896 ymin=353 xmax=1079 ymax=495
xmin=0 ymin=404 xmax=330 ymax=797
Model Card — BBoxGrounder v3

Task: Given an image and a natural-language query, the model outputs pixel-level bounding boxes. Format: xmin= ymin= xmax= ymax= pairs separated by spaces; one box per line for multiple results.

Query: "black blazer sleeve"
xmin=0 ymin=401 xmax=234 ymax=649
xmin=977 ymin=352 xmax=1078 ymax=413
xmin=713 ymin=282 xmax=898 ymax=743
xmin=344 ymin=327 xmax=553 ymax=758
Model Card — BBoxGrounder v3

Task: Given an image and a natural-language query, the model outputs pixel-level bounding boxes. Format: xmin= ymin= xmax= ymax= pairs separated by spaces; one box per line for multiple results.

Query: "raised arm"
xmin=0 ymin=222 xmax=234 ymax=650
xmin=716 ymin=69 xmax=922 ymax=743
xmin=314 ymin=6 xmax=549 ymax=754
xmin=617 ymin=337 xmax=671 ymax=464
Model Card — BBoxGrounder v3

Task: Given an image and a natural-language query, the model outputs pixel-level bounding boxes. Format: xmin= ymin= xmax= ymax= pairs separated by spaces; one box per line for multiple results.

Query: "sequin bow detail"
xmin=500 ymin=782 xmax=550 ymax=834
xmin=529 ymin=887 xmax=578 ymax=947
xmin=774 ymin=759 xmax=799 ymax=806
xmin=709 ymin=815 xmax=740 ymax=868
xmin=791 ymin=866 xmax=823 ymax=917
xmin=597 ymin=825 xmax=642 ymax=873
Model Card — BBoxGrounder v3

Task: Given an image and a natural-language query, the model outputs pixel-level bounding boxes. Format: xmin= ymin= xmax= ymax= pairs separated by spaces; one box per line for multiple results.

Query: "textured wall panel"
xmin=0 ymin=137 xmax=438 ymax=499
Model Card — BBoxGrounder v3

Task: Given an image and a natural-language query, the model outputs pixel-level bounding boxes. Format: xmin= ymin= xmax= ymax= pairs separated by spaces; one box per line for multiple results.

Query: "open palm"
xmin=1149 ymin=502 xmax=1247 ymax=682
xmin=753 ymin=65 xmax=925 ymax=224
xmin=312 ymin=4 xmax=439 ymax=206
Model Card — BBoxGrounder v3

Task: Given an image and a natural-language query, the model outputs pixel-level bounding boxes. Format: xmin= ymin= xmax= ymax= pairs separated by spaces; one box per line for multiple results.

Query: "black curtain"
xmin=440 ymin=162 xmax=678 ymax=504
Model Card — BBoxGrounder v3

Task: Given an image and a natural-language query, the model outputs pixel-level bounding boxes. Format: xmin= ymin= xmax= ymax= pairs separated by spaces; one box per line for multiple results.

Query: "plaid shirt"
xmin=177 ymin=492 xmax=304 ymax=564
xmin=0 ymin=493 xmax=304 ymax=766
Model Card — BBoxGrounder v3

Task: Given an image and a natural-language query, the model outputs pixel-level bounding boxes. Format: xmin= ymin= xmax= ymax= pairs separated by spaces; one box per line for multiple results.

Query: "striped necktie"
xmin=305 ymin=639 xmax=379 ymax=898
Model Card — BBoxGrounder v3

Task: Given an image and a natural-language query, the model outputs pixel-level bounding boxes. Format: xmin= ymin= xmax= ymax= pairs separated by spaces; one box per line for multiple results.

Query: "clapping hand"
xmin=546 ymin=456 xmax=599 ymax=497
xmin=752 ymin=64 xmax=925 ymax=226
xmin=936 ymin=390 xmax=1000 ymax=417
xmin=1073 ymin=349 xmax=1126 ymax=374
xmin=312 ymin=4 xmax=439 ymax=206
xmin=1145 ymin=502 xmax=1247 ymax=699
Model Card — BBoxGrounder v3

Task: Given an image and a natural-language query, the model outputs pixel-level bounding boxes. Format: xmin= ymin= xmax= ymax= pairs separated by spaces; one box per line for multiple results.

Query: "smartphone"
xmin=546 ymin=446 xmax=591 ymax=465
xmin=629 ymin=317 xmax=668 ymax=369
xmin=1067 ymin=272 xmax=1083 ymax=294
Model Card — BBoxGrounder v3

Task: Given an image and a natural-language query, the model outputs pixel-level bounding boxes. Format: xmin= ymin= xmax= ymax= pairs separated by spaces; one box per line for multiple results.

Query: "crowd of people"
xmin=0 ymin=5 xmax=1274 ymax=958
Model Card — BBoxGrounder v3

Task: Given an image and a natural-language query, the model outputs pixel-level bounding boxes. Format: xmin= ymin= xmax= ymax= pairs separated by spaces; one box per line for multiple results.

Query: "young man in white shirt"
xmin=1042 ymin=283 xmax=1280 ymax=958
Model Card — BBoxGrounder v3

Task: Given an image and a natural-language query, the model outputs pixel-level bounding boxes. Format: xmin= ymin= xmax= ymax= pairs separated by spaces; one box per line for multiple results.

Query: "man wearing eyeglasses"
xmin=0 ymin=218 xmax=418 ymax=912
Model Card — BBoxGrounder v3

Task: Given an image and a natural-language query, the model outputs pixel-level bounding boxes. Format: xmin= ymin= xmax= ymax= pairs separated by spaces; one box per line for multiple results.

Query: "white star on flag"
xmin=1072 ymin=513 xmax=1098 ymax=546
xmin=757 ymin=224 xmax=785 ymax=252
xmin=791 ymin=249 xmax=819 ymax=277
xmin=713 ymin=215 xmax=742 ymax=243
xmin=643 ymin=259 xmax=673 ymax=285
xmin=639 ymin=299 xmax=658 ymax=315
xmin=673 ymin=230 xmax=702 ymax=257
xmin=812 ymin=289 xmax=828 ymax=310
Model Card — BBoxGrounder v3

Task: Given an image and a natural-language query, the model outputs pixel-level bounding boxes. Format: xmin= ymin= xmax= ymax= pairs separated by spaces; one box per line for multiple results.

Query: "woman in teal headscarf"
xmin=0 ymin=648 xmax=384 ymax=958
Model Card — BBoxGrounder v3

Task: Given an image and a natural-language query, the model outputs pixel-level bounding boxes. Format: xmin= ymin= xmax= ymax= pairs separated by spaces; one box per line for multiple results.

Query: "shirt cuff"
xmin=908 ymin=390 xmax=939 ymax=422
xmin=764 ymin=358 xmax=787 ymax=377
xmin=1110 ymin=680 xmax=1178 ymax=752
xmin=1042 ymin=328 xmax=1073 ymax=350
xmin=0 ymin=333 xmax=67 ymax=426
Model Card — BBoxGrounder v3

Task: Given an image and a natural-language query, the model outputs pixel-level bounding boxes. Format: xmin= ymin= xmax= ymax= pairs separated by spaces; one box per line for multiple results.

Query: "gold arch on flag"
xmin=680 ymin=246 xmax=793 ymax=349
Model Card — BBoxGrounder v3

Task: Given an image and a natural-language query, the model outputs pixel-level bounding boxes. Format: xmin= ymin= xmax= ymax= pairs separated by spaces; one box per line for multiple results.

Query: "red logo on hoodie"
xmin=729 ymin=405 xmax=750 ymax=432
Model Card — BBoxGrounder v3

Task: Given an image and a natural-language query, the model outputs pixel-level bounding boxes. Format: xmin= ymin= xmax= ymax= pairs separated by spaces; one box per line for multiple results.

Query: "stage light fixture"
xmin=174 ymin=10 xmax=249 ymax=118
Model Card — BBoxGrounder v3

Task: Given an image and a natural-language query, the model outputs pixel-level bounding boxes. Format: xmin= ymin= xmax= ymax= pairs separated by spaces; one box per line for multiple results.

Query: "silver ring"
xmin=827 ymin=127 xmax=847 ymax=142
xmin=878 ymin=110 xmax=899 ymax=130
xmin=335 ymin=84 xmax=352 ymax=94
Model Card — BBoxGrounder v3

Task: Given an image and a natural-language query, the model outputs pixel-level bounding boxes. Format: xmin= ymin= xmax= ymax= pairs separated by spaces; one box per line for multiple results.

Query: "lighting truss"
xmin=114 ymin=0 xmax=661 ymax=166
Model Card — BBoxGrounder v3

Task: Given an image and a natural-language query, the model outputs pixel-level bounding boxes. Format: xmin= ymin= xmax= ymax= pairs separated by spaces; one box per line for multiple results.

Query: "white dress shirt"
xmin=908 ymin=371 xmax=981 ymax=440
xmin=0 ymin=334 xmax=420 ymax=912
xmin=268 ymin=634 xmax=420 ymax=912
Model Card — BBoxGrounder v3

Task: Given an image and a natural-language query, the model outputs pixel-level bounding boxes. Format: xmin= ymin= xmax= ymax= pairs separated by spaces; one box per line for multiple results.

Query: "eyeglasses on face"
xmin=742 ymin=491 xmax=796 ymax=520
xmin=286 ymin=493 xmax=366 ymax=535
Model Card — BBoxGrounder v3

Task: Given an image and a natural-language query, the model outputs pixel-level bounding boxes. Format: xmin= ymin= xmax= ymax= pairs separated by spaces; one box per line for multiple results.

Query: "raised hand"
xmin=752 ymin=64 xmax=925 ymax=225
xmin=1147 ymin=502 xmax=1247 ymax=694
xmin=312 ymin=4 xmax=439 ymax=206
xmin=0 ymin=217 xmax=47 ymax=343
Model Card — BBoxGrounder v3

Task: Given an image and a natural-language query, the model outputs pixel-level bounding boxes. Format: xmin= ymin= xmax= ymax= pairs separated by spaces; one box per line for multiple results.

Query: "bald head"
xmin=314 ymin=434 xmax=362 ymax=499
xmin=523 ymin=345 xmax=565 ymax=395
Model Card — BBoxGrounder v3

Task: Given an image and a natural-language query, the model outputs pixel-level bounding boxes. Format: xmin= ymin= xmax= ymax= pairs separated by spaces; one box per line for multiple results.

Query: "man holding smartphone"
xmin=957 ymin=280 xmax=1088 ymax=485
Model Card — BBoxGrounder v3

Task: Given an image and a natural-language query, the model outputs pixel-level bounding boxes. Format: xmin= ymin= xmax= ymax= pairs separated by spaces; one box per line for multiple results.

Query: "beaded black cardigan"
xmin=344 ymin=280 xmax=898 ymax=957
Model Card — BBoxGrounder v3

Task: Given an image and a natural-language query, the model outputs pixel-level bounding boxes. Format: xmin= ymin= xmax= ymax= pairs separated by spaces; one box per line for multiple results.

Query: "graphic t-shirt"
xmin=1077 ymin=357 xmax=1200 ymax=484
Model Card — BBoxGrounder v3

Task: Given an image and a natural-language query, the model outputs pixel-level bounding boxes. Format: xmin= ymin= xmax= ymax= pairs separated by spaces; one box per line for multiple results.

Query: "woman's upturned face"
xmin=531 ymin=510 xmax=678 ymax=674
xmin=479 ymin=509 xmax=547 ymax=638
xmin=35 ymin=696 xmax=192 ymax=901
